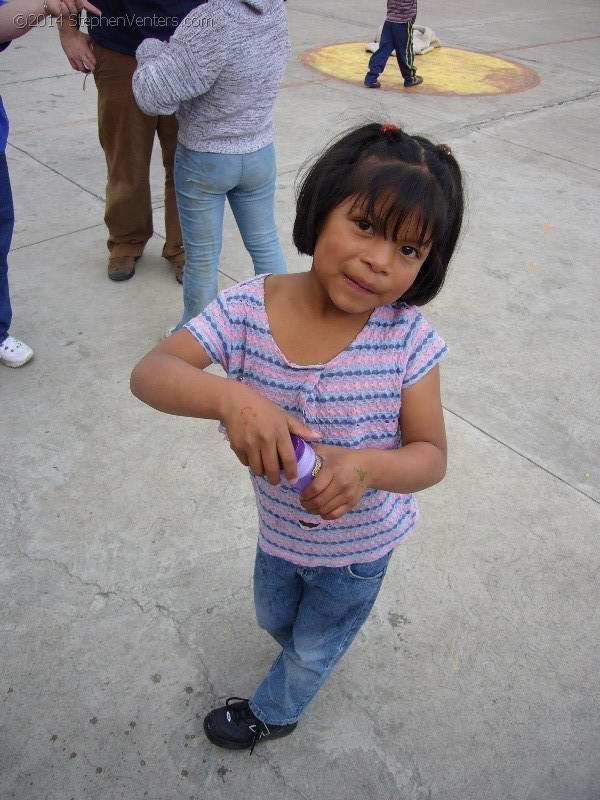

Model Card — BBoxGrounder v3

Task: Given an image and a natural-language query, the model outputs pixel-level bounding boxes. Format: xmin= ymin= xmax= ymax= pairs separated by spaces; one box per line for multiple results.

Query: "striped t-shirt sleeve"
xmin=185 ymin=294 xmax=234 ymax=372
xmin=402 ymin=311 xmax=448 ymax=388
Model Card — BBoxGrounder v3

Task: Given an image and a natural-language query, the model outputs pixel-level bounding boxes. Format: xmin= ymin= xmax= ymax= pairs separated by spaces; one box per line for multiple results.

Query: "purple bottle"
xmin=282 ymin=434 xmax=323 ymax=492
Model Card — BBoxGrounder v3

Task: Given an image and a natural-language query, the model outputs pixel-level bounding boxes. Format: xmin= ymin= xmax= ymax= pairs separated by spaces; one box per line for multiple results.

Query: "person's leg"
xmin=390 ymin=19 xmax=419 ymax=84
xmin=174 ymin=145 xmax=239 ymax=327
xmin=0 ymin=152 xmax=14 ymax=344
xmin=227 ymin=143 xmax=286 ymax=276
xmin=202 ymin=548 xmax=303 ymax=751
xmin=364 ymin=20 xmax=395 ymax=84
xmin=253 ymin=546 xmax=304 ymax=649
xmin=93 ymin=43 xmax=156 ymax=267
xmin=249 ymin=551 xmax=393 ymax=726
xmin=202 ymin=550 xmax=392 ymax=751
xmin=156 ymin=112 xmax=185 ymax=278
xmin=0 ymin=152 xmax=33 ymax=367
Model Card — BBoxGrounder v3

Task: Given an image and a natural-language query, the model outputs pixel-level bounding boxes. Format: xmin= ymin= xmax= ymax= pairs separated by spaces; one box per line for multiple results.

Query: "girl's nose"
xmin=363 ymin=238 xmax=395 ymax=272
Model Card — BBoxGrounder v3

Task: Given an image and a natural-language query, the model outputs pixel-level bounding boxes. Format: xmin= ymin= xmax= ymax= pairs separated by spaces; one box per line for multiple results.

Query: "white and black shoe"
xmin=0 ymin=335 xmax=33 ymax=368
xmin=203 ymin=697 xmax=297 ymax=754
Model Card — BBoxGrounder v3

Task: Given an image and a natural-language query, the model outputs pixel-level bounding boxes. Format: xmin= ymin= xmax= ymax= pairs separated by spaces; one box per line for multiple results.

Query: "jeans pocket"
xmin=344 ymin=551 xmax=392 ymax=581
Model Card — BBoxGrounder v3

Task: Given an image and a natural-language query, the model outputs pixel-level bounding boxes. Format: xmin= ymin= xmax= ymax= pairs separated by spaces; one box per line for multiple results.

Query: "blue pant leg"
xmin=390 ymin=19 xmax=417 ymax=82
xmin=0 ymin=152 xmax=14 ymax=343
xmin=253 ymin=546 xmax=303 ymax=649
xmin=227 ymin=143 xmax=287 ymax=277
xmin=249 ymin=552 xmax=392 ymax=726
xmin=365 ymin=21 xmax=395 ymax=82
xmin=174 ymin=145 xmax=240 ymax=327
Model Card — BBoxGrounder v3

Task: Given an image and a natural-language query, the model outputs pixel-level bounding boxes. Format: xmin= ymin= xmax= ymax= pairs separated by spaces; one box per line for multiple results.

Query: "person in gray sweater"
xmin=133 ymin=0 xmax=291 ymax=332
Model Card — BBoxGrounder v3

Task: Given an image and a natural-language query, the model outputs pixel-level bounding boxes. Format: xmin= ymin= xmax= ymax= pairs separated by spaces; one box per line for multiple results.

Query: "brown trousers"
xmin=93 ymin=42 xmax=183 ymax=260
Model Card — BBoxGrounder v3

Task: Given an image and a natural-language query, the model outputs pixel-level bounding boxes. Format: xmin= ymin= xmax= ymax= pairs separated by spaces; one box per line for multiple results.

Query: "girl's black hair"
xmin=293 ymin=122 xmax=464 ymax=306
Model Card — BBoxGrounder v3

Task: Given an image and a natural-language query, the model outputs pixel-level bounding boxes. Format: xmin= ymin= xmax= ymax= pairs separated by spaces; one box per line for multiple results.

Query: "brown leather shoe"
xmin=108 ymin=255 xmax=136 ymax=282
xmin=167 ymin=252 xmax=185 ymax=285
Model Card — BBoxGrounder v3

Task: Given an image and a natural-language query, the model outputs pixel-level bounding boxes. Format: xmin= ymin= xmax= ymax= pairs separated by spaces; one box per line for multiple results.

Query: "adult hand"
xmin=47 ymin=0 xmax=100 ymax=17
xmin=0 ymin=0 xmax=99 ymax=41
xmin=58 ymin=26 xmax=95 ymax=72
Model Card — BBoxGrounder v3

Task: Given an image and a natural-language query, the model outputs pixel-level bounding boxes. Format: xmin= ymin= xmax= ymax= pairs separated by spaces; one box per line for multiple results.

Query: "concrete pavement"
xmin=1 ymin=1 xmax=599 ymax=798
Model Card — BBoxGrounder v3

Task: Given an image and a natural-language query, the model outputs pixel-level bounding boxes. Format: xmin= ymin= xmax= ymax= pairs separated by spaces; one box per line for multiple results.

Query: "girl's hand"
xmin=221 ymin=384 xmax=319 ymax=486
xmin=299 ymin=444 xmax=370 ymax=520
xmin=299 ymin=366 xmax=448 ymax=519
xmin=130 ymin=330 xmax=319 ymax=486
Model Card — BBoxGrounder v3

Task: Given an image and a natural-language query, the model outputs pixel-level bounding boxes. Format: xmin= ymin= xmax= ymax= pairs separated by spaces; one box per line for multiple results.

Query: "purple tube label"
xmin=281 ymin=436 xmax=323 ymax=492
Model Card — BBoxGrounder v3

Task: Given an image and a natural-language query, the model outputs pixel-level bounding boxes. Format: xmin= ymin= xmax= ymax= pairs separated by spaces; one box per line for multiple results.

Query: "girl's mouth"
xmin=343 ymin=274 xmax=377 ymax=295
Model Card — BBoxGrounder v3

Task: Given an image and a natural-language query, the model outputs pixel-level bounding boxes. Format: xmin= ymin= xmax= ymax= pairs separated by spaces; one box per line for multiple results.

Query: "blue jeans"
xmin=173 ymin=142 xmax=287 ymax=329
xmin=0 ymin=152 xmax=14 ymax=344
xmin=248 ymin=547 xmax=392 ymax=726
xmin=365 ymin=19 xmax=417 ymax=84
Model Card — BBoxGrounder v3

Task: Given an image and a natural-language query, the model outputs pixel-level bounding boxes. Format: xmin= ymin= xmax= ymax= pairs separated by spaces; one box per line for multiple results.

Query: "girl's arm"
xmin=300 ymin=365 xmax=447 ymax=520
xmin=130 ymin=329 xmax=319 ymax=485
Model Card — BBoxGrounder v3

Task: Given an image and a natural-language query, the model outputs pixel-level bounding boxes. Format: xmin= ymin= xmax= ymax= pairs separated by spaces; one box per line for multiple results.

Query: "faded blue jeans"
xmin=248 ymin=546 xmax=392 ymax=726
xmin=173 ymin=142 xmax=286 ymax=329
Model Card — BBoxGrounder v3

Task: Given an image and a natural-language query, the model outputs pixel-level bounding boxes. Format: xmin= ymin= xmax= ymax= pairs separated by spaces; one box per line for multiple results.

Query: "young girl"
xmin=130 ymin=122 xmax=464 ymax=753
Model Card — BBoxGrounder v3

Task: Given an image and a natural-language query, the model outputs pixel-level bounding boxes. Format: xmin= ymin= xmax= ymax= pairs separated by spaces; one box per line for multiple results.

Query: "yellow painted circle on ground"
xmin=299 ymin=43 xmax=539 ymax=96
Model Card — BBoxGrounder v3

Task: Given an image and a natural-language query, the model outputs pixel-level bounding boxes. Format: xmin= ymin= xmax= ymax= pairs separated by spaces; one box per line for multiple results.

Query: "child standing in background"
xmin=130 ymin=122 xmax=463 ymax=752
xmin=365 ymin=0 xmax=423 ymax=88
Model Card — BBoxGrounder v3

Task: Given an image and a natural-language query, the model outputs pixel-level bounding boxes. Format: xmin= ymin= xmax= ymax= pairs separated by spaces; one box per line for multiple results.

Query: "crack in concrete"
xmin=444 ymin=406 xmax=599 ymax=504
xmin=263 ymin=759 xmax=313 ymax=800
xmin=465 ymin=89 xmax=600 ymax=132
xmin=13 ymin=543 xmax=216 ymax=698
xmin=0 ymin=70 xmax=83 ymax=87
xmin=6 ymin=140 xmax=105 ymax=203
xmin=476 ymin=128 xmax=597 ymax=171
xmin=9 ymin=221 xmax=106 ymax=252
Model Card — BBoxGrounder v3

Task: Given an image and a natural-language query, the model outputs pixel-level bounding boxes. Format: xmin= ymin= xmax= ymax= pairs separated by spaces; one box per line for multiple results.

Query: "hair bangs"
xmin=347 ymin=163 xmax=448 ymax=247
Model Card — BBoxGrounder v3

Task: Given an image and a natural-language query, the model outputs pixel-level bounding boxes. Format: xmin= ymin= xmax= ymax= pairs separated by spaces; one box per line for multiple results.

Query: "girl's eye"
xmin=356 ymin=218 xmax=373 ymax=233
xmin=401 ymin=245 xmax=419 ymax=259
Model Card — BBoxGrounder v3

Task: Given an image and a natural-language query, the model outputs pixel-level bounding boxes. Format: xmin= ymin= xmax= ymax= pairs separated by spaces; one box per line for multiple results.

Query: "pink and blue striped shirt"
xmin=186 ymin=276 xmax=447 ymax=567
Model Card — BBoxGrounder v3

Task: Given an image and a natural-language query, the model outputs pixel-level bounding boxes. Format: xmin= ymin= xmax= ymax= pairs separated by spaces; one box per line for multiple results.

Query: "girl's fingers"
xmin=246 ymin=441 xmax=285 ymax=483
xmin=300 ymin=486 xmax=335 ymax=515
xmin=246 ymin=449 xmax=265 ymax=479
xmin=285 ymin=414 xmax=320 ymax=443
xmin=301 ymin=489 xmax=345 ymax=519
xmin=278 ymin=435 xmax=299 ymax=483
xmin=245 ymin=434 xmax=297 ymax=485
xmin=231 ymin=447 xmax=249 ymax=467
xmin=320 ymin=503 xmax=350 ymax=521
xmin=262 ymin=442 xmax=284 ymax=485
xmin=301 ymin=478 xmax=359 ymax=519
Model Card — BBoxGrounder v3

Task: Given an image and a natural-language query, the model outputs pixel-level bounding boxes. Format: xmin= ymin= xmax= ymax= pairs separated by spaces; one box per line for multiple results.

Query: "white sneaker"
xmin=0 ymin=335 xmax=34 ymax=367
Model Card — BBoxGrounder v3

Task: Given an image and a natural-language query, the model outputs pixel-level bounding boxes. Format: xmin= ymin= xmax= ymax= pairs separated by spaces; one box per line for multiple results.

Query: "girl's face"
xmin=311 ymin=198 xmax=432 ymax=315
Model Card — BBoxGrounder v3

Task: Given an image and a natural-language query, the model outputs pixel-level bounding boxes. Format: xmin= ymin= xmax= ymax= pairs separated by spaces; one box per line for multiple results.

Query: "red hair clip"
xmin=380 ymin=124 xmax=398 ymax=135
xmin=438 ymin=143 xmax=452 ymax=155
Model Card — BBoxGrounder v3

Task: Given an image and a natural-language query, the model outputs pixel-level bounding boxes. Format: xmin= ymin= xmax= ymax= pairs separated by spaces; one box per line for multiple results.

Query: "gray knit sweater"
xmin=133 ymin=0 xmax=290 ymax=154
